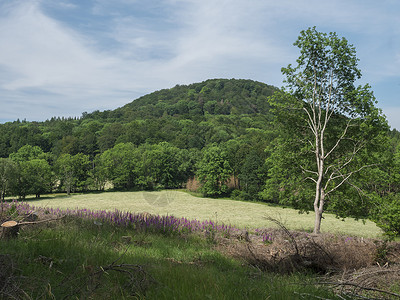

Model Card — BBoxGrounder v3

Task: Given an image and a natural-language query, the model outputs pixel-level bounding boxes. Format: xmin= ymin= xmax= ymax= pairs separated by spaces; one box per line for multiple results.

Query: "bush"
xmin=373 ymin=194 xmax=400 ymax=238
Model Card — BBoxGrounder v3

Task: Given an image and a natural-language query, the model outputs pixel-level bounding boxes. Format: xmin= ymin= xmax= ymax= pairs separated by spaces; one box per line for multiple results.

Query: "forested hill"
xmin=0 ymin=79 xmax=278 ymax=158
xmin=87 ymin=78 xmax=277 ymax=121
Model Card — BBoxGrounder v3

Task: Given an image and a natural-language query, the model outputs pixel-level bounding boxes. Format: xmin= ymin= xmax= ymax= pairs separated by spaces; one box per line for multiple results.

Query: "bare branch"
xmin=318 ymin=281 xmax=400 ymax=299
xmin=325 ymin=164 xmax=377 ymax=196
xmin=301 ymin=165 xmax=318 ymax=176
xmin=303 ymin=107 xmax=317 ymax=136
xmin=324 ymin=119 xmax=351 ymax=160
xmin=305 ymin=177 xmax=317 ymax=184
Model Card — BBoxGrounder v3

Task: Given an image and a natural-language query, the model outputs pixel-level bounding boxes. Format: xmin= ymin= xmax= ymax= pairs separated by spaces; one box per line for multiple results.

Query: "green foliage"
xmin=138 ymin=142 xmax=197 ymax=189
xmin=9 ymin=144 xmax=47 ymax=162
xmin=262 ymin=135 xmax=314 ymax=209
xmin=55 ymin=153 xmax=91 ymax=195
xmin=0 ymin=79 xmax=276 ymax=158
xmin=196 ymin=144 xmax=233 ymax=196
xmin=17 ymin=159 xmax=52 ymax=198
xmin=0 ymin=158 xmax=18 ymax=199
xmin=99 ymin=142 xmax=199 ymax=190
xmin=100 ymin=143 xmax=140 ymax=190
xmin=0 ymin=75 xmax=396 ymax=215
xmin=239 ymin=150 xmax=268 ymax=199
xmin=373 ymin=193 xmax=400 ymax=238
xmin=264 ymin=27 xmax=389 ymax=233
xmin=6 ymin=145 xmax=54 ymax=198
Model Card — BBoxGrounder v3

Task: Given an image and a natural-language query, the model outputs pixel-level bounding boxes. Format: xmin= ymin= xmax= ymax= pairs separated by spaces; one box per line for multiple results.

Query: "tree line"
xmin=0 ymin=136 xmax=268 ymax=200
xmin=0 ymin=79 xmax=275 ymax=200
xmin=1 ymin=45 xmax=400 ymax=236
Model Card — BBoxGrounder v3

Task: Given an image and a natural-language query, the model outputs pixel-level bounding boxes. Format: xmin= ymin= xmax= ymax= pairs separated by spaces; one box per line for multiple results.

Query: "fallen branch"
xmin=1 ymin=216 xmax=65 ymax=239
xmin=17 ymin=215 xmax=65 ymax=226
xmin=318 ymin=281 xmax=400 ymax=299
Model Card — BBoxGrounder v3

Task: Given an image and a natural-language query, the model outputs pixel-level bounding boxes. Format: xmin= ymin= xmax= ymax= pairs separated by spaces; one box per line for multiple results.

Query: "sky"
xmin=0 ymin=0 xmax=399 ymax=129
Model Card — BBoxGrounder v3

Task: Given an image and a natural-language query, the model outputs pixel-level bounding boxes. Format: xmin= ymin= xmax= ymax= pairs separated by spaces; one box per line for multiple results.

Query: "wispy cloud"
xmin=0 ymin=0 xmax=399 ymax=129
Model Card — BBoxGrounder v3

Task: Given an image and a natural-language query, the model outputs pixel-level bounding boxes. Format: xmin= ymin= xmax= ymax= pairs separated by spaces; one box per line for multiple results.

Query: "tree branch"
xmin=324 ymin=119 xmax=351 ymax=160
xmin=325 ymin=164 xmax=376 ymax=196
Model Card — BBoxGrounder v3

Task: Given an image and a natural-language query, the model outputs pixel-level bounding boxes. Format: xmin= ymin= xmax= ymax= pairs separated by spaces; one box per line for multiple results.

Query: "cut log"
xmin=1 ymin=220 xmax=19 ymax=239
xmin=23 ymin=212 xmax=39 ymax=222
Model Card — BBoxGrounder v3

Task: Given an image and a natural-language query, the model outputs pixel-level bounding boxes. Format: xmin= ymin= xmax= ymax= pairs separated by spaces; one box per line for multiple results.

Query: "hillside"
xmin=86 ymin=78 xmax=276 ymax=121
xmin=0 ymin=79 xmax=277 ymax=158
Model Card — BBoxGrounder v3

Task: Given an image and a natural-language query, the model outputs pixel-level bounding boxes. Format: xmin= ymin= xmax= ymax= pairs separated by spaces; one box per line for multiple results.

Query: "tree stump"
xmin=1 ymin=221 xmax=19 ymax=239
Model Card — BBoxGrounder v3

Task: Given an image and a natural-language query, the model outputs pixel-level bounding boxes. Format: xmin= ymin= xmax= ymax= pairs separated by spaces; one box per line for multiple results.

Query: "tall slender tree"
xmin=265 ymin=27 xmax=388 ymax=234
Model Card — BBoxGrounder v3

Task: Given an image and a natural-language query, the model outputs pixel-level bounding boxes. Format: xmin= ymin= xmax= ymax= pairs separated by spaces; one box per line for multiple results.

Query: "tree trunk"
xmin=313 ymin=184 xmax=325 ymax=234
xmin=1 ymin=221 xmax=19 ymax=239
xmin=313 ymin=155 xmax=324 ymax=234
xmin=313 ymin=187 xmax=322 ymax=234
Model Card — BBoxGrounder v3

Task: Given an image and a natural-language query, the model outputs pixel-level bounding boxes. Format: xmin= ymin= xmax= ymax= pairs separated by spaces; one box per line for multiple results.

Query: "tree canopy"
xmin=264 ymin=27 xmax=389 ymax=233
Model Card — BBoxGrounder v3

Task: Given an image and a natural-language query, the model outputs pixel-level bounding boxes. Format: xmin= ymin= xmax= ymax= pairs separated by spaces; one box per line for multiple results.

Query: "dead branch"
xmin=318 ymin=281 xmax=400 ymax=299
xmin=17 ymin=216 xmax=65 ymax=226
xmin=265 ymin=216 xmax=299 ymax=255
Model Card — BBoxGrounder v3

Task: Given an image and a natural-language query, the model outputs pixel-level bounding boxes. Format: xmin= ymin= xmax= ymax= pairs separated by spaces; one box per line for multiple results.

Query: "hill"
xmin=83 ymin=78 xmax=276 ymax=121
xmin=0 ymin=79 xmax=277 ymax=157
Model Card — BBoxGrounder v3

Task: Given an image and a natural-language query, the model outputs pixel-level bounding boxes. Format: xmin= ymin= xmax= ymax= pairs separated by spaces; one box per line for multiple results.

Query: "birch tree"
xmin=265 ymin=27 xmax=388 ymax=234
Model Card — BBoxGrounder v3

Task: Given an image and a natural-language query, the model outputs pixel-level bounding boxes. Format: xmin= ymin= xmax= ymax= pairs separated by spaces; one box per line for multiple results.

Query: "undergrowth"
xmin=1 ymin=201 xmax=399 ymax=299
xmin=0 ymin=206 xmax=337 ymax=299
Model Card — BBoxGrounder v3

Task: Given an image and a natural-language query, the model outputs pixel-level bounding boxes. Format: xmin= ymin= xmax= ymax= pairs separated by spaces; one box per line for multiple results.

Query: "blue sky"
xmin=0 ymin=0 xmax=399 ymax=129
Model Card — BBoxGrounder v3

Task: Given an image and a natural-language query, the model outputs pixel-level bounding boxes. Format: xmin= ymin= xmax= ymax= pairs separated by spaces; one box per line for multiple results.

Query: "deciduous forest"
xmin=1 ymin=29 xmax=400 ymax=237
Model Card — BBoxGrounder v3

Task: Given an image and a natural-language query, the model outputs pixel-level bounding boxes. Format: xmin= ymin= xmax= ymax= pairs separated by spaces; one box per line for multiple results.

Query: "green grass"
xmin=23 ymin=190 xmax=382 ymax=238
xmin=0 ymin=216 xmax=341 ymax=299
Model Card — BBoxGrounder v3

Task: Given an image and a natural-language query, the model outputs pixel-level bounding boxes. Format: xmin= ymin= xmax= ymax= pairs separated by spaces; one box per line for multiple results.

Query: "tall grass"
xmin=0 ymin=201 xmax=341 ymax=299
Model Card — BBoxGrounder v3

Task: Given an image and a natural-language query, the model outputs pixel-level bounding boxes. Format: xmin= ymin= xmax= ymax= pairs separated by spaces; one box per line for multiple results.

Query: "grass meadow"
xmin=0 ymin=200 xmax=342 ymax=300
xmin=2 ymin=191 xmax=397 ymax=299
xmin=25 ymin=190 xmax=382 ymax=238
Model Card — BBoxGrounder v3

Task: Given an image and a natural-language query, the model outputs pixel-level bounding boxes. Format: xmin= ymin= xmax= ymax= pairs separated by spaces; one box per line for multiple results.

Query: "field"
xmin=25 ymin=190 xmax=382 ymax=238
xmin=2 ymin=191 xmax=399 ymax=299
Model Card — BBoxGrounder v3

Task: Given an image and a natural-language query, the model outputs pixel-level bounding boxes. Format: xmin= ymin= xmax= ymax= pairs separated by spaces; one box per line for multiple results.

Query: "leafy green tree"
xmin=53 ymin=135 xmax=80 ymax=156
xmin=176 ymin=148 xmax=201 ymax=185
xmin=264 ymin=27 xmax=388 ymax=234
xmin=373 ymin=193 xmax=400 ymax=238
xmin=196 ymin=144 xmax=232 ymax=197
xmin=137 ymin=142 xmax=196 ymax=189
xmin=0 ymin=158 xmax=18 ymax=199
xmin=138 ymin=143 xmax=172 ymax=189
xmin=55 ymin=153 xmax=90 ymax=195
xmin=100 ymin=143 xmax=140 ymax=190
xmin=17 ymin=159 xmax=52 ymax=198
xmin=73 ymin=120 xmax=102 ymax=157
xmin=97 ymin=123 xmax=124 ymax=152
xmin=239 ymin=150 xmax=267 ymax=200
xmin=9 ymin=145 xmax=46 ymax=162
xmin=87 ymin=154 xmax=108 ymax=191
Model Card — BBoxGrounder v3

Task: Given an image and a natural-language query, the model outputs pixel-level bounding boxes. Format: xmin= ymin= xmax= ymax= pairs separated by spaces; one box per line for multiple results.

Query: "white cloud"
xmin=0 ymin=2 xmax=107 ymax=90
xmin=0 ymin=1 xmax=141 ymax=119
xmin=0 ymin=0 xmax=399 ymax=122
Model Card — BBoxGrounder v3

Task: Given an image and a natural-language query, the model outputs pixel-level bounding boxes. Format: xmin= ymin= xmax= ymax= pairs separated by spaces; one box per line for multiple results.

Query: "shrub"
xmin=373 ymin=193 xmax=400 ymax=238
